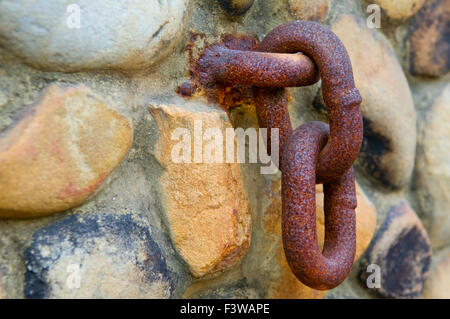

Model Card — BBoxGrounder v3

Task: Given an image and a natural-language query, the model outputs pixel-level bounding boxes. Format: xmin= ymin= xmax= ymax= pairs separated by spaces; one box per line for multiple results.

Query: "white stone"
xmin=0 ymin=0 xmax=187 ymax=72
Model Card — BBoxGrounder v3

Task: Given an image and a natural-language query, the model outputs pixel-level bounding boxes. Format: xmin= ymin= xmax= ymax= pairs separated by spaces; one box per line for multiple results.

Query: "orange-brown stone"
xmin=409 ymin=0 xmax=450 ymax=77
xmin=288 ymin=0 xmax=330 ymax=22
xmin=0 ymin=84 xmax=132 ymax=218
xmin=265 ymin=182 xmax=377 ymax=298
xmin=150 ymin=102 xmax=251 ymax=277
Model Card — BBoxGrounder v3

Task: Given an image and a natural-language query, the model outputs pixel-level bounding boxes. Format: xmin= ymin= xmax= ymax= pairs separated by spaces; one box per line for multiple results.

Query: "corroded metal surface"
xmin=253 ymin=87 xmax=293 ymax=166
xmin=281 ymin=122 xmax=356 ymax=290
xmin=197 ymin=44 xmax=319 ymax=88
xmin=256 ymin=21 xmax=363 ymax=184
xmin=189 ymin=20 xmax=363 ymax=290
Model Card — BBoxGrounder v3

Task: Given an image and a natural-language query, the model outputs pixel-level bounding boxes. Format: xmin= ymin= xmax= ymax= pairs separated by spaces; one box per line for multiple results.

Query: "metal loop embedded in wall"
xmin=196 ymin=20 xmax=363 ymax=290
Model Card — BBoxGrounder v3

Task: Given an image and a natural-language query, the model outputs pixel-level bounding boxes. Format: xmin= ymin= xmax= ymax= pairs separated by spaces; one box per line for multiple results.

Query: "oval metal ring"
xmin=256 ymin=20 xmax=363 ymax=184
xmin=281 ymin=121 xmax=357 ymax=290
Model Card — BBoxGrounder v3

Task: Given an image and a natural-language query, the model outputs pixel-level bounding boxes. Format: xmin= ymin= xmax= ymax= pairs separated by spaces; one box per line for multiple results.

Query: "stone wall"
xmin=0 ymin=0 xmax=448 ymax=298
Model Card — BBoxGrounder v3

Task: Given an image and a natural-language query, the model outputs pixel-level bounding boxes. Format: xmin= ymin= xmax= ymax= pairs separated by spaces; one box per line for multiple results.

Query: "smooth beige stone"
xmin=150 ymin=102 xmax=251 ymax=277
xmin=0 ymin=84 xmax=132 ymax=218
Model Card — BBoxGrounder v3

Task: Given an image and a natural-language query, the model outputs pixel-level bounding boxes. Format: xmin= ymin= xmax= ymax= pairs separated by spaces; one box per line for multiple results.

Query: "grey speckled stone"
xmin=415 ymin=84 xmax=450 ymax=249
xmin=0 ymin=268 xmax=7 ymax=299
xmin=0 ymin=0 xmax=187 ymax=72
xmin=359 ymin=202 xmax=432 ymax=298
xmin=24 ymin=213 xmax=179 ymax=298
xmin=191 ymin=280 xmax=260 ymax=299
xmin=0 ymin=91 xmax=7 ymax=109
xmin=423 ymin=249 xmax=450 ymax=299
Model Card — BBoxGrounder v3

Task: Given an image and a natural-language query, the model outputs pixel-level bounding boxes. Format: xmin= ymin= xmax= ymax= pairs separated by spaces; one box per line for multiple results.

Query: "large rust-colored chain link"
xmin=196 ymin=20 xmax=363 ymax=290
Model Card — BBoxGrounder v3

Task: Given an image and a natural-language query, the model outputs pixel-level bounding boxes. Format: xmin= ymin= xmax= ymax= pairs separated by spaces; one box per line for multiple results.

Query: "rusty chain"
xmin=195 ymin=20 xmax=363 ymax=290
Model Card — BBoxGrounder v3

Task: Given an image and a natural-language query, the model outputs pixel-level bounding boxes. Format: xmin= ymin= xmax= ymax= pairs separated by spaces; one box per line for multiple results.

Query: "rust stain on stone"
xmin=184 ymin=32 xmax=318 ymax=114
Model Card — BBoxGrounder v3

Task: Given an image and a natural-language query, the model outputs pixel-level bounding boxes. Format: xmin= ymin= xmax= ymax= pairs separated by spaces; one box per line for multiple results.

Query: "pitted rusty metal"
xmin=253 ymin=87 xmax=293 ymax=164
xmin=189 ymin=20 xmax=363 ymax=290
xmin=281 ymin=122 xmax=356 ymax=290
xmin=197 ymin=43 xmax=319 ymax=88
xmin=256 ymin=21 xmax=363 ymax=183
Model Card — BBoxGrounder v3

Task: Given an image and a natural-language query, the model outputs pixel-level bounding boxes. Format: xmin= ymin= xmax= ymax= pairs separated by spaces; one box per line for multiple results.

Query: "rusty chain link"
xmin=195 ymin=20 xmax=363 ymax=290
